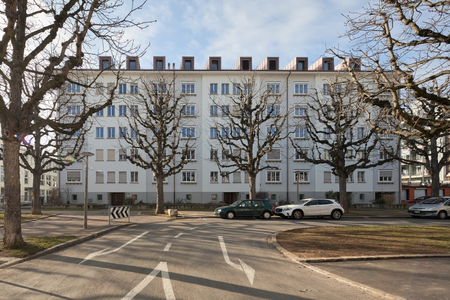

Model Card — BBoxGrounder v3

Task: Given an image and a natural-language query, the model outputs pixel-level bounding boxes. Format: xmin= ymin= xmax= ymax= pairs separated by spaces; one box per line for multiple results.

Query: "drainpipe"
xmin=286 ymin=70 xmax=291 ymax=202
xmin=173 ymin=62 xmax=176 ymax=203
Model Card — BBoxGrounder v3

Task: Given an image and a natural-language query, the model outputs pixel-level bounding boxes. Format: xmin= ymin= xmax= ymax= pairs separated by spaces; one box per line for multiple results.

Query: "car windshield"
xmin=421 ymin=198 xmax=445 ymax=204
xmin=229 ymin=200 xmax=242 ymax=207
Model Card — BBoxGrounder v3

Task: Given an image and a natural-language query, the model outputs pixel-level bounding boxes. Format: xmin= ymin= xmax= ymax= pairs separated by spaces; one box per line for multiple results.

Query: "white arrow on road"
xmin=218 ymin=236 xmax=255 ymax=285
xmin=79 ymin=231 xmax=149 ymax=264
xmin=121 ymin=261 xmax=175 ymax=300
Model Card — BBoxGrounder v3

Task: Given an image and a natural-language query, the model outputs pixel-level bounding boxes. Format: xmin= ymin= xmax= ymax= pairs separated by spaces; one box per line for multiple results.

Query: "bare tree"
xmin=0 ymin=1 xmax=149 ymax=248
xmin=120 ymin=76 xmax=195 ymax=215
xmin=209 ymin=76 xmax=291 ymax=199
xmin=333 ymin=1 xmax=450 ymax=196
xmin=291 ymin=77 xmax=397 ymax=210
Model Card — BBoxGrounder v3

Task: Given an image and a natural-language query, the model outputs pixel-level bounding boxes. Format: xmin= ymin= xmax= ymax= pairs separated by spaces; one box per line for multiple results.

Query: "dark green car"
xmin=214 ymin=199 xmax=274 ymax=219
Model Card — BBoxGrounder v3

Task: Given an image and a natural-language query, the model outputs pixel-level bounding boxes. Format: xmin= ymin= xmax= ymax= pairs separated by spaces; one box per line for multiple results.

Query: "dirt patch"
xmin=277 ymin=226 xmax=450 ymax=258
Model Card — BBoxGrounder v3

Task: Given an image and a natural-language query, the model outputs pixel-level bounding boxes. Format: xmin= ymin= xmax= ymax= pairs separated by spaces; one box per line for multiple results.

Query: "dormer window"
xmin=156 ymin=60 xmax=163 ymax=70
xmin=269 ymin=60 xmax=277 ymax=70
xmin=154 ymin=56 xmax=166 ymax=70
xmin=99 ymin=56 xmax=112 ymax=70
xmin=242 ymin=60 xmax=250 ymax=70
xmin=211 ymin=60 xmax=219 ymax=70
xmin=323 ymin=61 xmax=331 ymax=71
xmin=185 ymin=60 xmax=192 ymax=70
xmin=297 ymin=61 xmax=304 ymax=70
xmin=182 ymin=57 xmax=195 ymax=70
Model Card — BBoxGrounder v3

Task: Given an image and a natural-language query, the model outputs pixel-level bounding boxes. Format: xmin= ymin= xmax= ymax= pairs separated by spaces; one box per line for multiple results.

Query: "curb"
xmin=268 ymin=232 xmax=406 ymax=300
xmin=0 ymin=223 xmax=132 ymax=270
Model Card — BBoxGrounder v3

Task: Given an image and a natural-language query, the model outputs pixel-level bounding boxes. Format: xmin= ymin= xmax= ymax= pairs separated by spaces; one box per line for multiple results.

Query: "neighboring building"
xmin=0 ymin=142 xmax=58 ymax=206
xmin=59 ymin=55 xmax=401 ymax=206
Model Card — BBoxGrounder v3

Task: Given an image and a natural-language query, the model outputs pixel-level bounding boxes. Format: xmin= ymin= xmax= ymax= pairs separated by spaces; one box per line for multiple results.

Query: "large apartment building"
xmin=59 ymin=55 xmax=400 ymax=206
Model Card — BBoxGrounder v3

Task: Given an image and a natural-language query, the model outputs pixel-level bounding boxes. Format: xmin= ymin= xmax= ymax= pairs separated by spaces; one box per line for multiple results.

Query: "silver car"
xmin=274 ymin=198 xmax=344 ymax=220
xmin=408 ymin=197 xmax=450 ymax=219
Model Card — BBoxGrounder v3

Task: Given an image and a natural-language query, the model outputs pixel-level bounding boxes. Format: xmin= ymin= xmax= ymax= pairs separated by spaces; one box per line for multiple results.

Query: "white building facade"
xmin=60 ymin=55 xmax=400 ymax=206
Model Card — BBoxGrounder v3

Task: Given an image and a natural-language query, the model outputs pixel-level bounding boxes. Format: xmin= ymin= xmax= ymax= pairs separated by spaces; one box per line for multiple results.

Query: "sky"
xmin=123 ymin=0 xmax=369 ymax=70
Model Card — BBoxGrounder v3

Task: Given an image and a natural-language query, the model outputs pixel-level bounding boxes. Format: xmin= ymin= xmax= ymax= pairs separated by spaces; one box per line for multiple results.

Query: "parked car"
xmin=214 ymin=199 xmax=274 ymax=219
xmin=408 ymin=197 xmax=450 ymax=219
xmin=275 ymin=198 xmax=344 ymax=220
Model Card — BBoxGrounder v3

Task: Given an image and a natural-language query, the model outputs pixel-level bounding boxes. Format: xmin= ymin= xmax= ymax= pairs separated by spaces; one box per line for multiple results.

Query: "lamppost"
xmin=81 ymin=152 xmax=94 ymax=229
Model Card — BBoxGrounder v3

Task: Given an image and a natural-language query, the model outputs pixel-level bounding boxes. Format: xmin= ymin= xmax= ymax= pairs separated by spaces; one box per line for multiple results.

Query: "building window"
xmin=210 ymin=128 xmax=218 ymax=139
xmin=130 ymin=84 xmax=138 ymax=94
xmin=181 ymin=171 xmax=196 ymax=183
xmin=267 ymin=149 xmax=281 ymax=161
xmin=107 ymin=149 xmax=115 ymax=161
xmin=107 ymin=106 xmax=115 ymax=116
xmin=356 ymin=151 xmax=364 ymax=160
xmin=211 ymin=194 xmax=218 ymax=201
xmin=67 ymin=170 xmax=81 ymax=183
xmin=119 ymin=84 xmax=127 ymax=94
xmin=96 ymin=149 xmax=104 ymax=161
xmin=221 ymin=172 xmax=230 ymax=183
xmin=131 ymin=171 xmax=138 ymax=183
xmin=345 ymin=129 xmax=352 ymax=139
xmin=181 ymin=105 xmax=195 ymax=116
xmin=107 ymin=127 xmax=115 ymax=138
xmin=323 ymin=61 xmax=331 ymax=70
xmin=128 ymin=60 xmax=136 ymax=70
xmin=345 ymin=149 xmax=354 ymax=159
xmin=95 ymin=83 xmax=104 ymax=95
xmin=97 ymin=194 xmax=103 ymax=201
xmin=297 ymin=61 xmax=305 ymax=70
xmin=119 ymin=127 xmax=127 ymax=138
xmin=267 ymin=105 xmax=280 ymax=116
xmin=210 ymin=149 xmax=218 ymax=160
xmin=24 ymin=171 xmax=28 ymax=184
xmin=72 ymin=194 xmax=77 ymax=202
xmin=267 ymin=171 xmax=281 ymax=183
xmin=267 ymin=126 xmax=279 ymax=137
xmin=295 ymin=107 xmax=307 ymax=117
xmin=130 ymin=105 xmax=138 ymax=116
xmin=357 ymin=127 xmax=365 ymax=139
xmin=181 ymin=127 xmax=195 ymax=138
xmin=210 ymin=105 xmax=218 ymax=117
xmin=294 ymin=83 xmax=308 ymax=95
xmin=119 ymin=149 xmax=127 ymax=161
xmin=324 ymin=171 xmax=332 ymax=183
xmin=119 ymin=105 xmax=127 ymax=116
xmin=68 ymin=105 xmax=81 ymax=116
xmin=323 ymin=84 xmax=330 ymax=95
xmin=221 ymin=83 xmax=229 ymax=94
xmin=67 ymin=83 xmax=81 ymax=94
xmin=233 ymin=172 xmax=241 ymax=183
xmin=295 ymin=127 xmax=309 ymax=139
xmin=130 ymin=127 xmax=137 ymax=138
xmin=95 ymin=106 xmax=104 ymax=116
xmin=221 ymin=105 xmax=229 ymax=116
xmin=347 ymin=172 xmax=354 ymax=183
xmin=323 ymin=128 xmax=331 ymax=139
xmin=210 ymin=171 xmax=218 ymax=183
xmin=379 ymin=148 xmax=392 ymax=160
xmin=96 ymin=127 xmax=104 ymax=138
xmin=181 ymin=83 xmax=195 ymax=94
xmin=96 ymin=171 xmax=104 ymax=184
xmin=379 ymin=170 xmax=393 ymax=183
xmin=295 ymin=148 xmax=307 ymax=160
xmin=184 ymin=59 xmax=192 ymax=70
xmin=131 ymin=149 xmax=139 ymax=160
xmin=153 ymin=83 xmax=167 ymax=94
xmin=211 ymin=60 xmax=219 ymax=70
xmin=210 ymin=83 xmax=218 ymax=95
xmin=295 ymin=171 xmax=309 ymax=183
xmin=357 ymin=171 xmax=365 ymax=183
xmin=323 ymin=149 xmax=330 ymax=160
xmin=185 ymin=149 xmax=196 ymax=160
xmin=222 ymin=149 xmax=230 ymax=160
xmin=267 ymin=83 xmax=280 ymax=94
xmin=233 ymin=83 xmax=240 ymax=95
xmin=118 ymin=171 xmax=127 ymax=183
xmin=107 ymin=171 xmax=115 ymax=183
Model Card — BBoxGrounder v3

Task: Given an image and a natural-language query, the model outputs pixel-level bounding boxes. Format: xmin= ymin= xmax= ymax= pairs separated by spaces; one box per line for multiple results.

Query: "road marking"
xmin=79 ymin=231 xmax=149 ymax=264
xmin=218 ymin=236 xmax=255 ymax=285
xmin=174 ymin=233 xmax=183 ymax=238
xmin=164 ymin=243 xmax=172 ymax=252
xmin=122 ymin=261 xmax=175 ymax=300
xmin=189 ymin=227 xmax=197 ymax=230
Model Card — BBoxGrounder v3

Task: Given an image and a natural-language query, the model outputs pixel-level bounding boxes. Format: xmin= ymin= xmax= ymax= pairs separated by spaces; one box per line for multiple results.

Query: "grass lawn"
xmin=277 ymin=225 xmax=450 ymax=258
xmin=0 ymin=236 xmax=79 ymax=258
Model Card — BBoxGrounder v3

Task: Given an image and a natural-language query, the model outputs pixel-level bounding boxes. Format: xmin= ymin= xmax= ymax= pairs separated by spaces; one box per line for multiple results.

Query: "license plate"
xmin=414 ymin=211 xmax=420 ymax=214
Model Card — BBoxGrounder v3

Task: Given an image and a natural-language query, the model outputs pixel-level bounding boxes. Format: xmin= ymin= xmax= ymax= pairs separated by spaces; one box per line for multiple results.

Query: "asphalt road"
xmin=0 ymin=216 xmax=449 ymax=299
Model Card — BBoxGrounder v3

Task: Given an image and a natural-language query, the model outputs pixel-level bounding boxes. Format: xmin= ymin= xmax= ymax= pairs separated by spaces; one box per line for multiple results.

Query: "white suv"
xmin=275 ymin=198 xmax=344 ymax=220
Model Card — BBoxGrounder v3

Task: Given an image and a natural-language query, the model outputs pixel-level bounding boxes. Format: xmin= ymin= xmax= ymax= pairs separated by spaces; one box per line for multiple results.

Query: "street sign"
xmin=109 ymin=205 xmax=131 ymax=225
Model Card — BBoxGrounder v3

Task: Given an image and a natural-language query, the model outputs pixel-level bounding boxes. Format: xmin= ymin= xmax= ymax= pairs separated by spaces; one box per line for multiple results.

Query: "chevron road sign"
xmin=109 ymin=205 xmax=131 ymax=225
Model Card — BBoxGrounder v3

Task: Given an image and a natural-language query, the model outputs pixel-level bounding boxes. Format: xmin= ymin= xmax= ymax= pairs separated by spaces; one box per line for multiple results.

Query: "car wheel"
xmin=437 ymin=211 xmax=447 ymax=219
xmin=226 ymin=211 xmax=235 ymax=219
xmin=261 ymin=211 xmax=271 ymax=220
xmin=292 ymin=210 xmax=303 ymax=220
xmin=331 ymin=210 xmax=343 ymax=220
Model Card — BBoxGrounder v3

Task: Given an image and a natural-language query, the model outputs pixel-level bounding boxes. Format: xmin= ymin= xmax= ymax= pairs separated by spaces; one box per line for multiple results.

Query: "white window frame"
xmin=294 ymin=83 xmax=308 ymax=95
xmin=294 ymin=106 xmax=307 ymax=117
xmin=267 ymin=82 xmax=280 ymax=94
xmin=266 ymin=170 xmax=281 ymax=183
xmin=182 ymin=105 xmax=196 ymax=117
xmin=379 ymin=170 xmax=393 ymax=183
xmin=357 ymin=171 xmax=365 ymax=183
xmin=210 ymin=83 xmax=218 ymax=95
xmin=295 ymin=127 xmax=309 ymax=139
xmin=67 ymin=170 xmax=81 ymax=183
xmin=181 ymin=127 xmax=196 ymax=138
xmin=294 ymin=170 xmax=309 ymax=183
xmin=131 ymin=171 xmax=138 ymax=183
xmin=181 ymin=170 xmax=196 ymax=183
xmin=67 ymin=83 xmax=81 ymax=94
xmin=181 ymin=82 xmax=195 ymax=94
xmin=210 ymin=171 xmax=218 ymax=183
xmin=267 ymin=149 xmax=281 ymax=161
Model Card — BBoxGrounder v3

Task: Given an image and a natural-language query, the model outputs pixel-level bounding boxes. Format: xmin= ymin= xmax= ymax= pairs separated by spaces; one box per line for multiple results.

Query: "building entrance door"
xmin=111 ymin=193 xmax=125 ymax=206
xmin=223 ymin=192 xmax=236 ymax=204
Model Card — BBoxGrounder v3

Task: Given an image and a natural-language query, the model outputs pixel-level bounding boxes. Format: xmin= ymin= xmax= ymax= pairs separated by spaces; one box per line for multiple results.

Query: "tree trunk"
xmin=31 ymin=170 xmax=42 ymax=215
xmin=338 ymin=174 xmax=349 ymax=212
xmin=155 ymin=174 xmax=165 ymax=214
xmin=429 ymin=137 xmax=440 ymax=196
xmin=2 ymin=137 xmax=25 ymax=248
xmin=248 ymin=173 xmax=256 ymax=199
